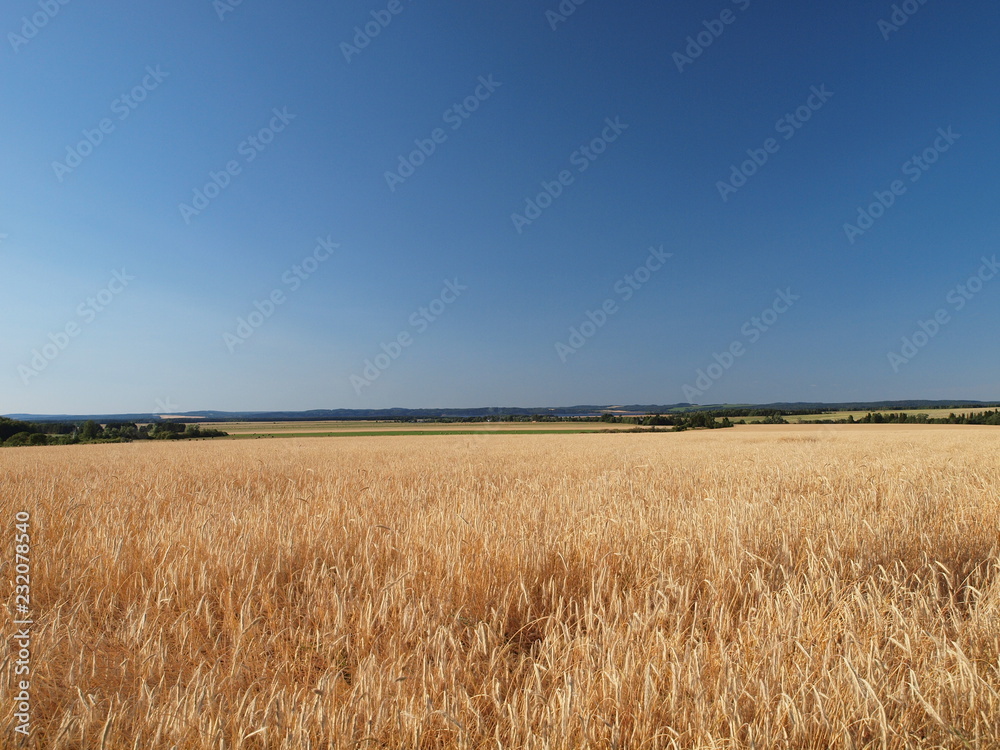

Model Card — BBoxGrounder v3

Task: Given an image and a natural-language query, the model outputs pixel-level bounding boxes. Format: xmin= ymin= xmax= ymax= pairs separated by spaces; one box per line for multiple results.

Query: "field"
xmin=200 ymin=420 xmax=639 ymax=438
xmin=3 ymin=425 xmax=1000 ymax=748
xmin=738 ymin=408 xmax=990 ymax=424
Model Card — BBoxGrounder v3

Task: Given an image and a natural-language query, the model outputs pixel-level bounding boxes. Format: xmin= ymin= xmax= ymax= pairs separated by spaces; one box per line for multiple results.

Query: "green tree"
xmin=4 ymin=432 xmax=32 ymax=447
xmin=0 ymin=418 xmax=36 ymax=442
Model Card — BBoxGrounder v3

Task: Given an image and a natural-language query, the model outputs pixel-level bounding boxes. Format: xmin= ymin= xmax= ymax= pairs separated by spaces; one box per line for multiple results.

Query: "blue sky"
xmin=2 ymin=0 xmax=998 ymax=414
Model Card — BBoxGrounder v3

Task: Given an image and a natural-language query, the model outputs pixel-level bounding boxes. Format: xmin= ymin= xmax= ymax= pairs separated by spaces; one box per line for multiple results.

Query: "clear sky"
xmin=2 ymin=0 xmax=998 ymax=414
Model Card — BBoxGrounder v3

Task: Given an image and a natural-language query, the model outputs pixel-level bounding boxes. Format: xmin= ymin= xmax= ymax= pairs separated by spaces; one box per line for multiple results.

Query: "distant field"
xmin=228 ymin=429 xmax=638 ymax=439
xmin=202 ymin=420 xmax=639 ymax=436
xmin=5 ymin=425 xmax=999 ymax=748
xmin=200 ymin=412 xmax=994 ymax=437
xmin=738 ymin=407 xmax=989 ymax=423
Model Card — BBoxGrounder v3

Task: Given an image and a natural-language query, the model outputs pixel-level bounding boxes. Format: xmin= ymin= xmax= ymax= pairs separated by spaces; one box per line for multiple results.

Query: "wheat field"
xmin=2 ymin=426 xmax=999 ymax=749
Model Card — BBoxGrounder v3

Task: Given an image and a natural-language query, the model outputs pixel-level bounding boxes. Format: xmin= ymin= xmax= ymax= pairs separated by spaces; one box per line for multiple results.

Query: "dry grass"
xmin=2 ymin=426 xmax=999 ymax=749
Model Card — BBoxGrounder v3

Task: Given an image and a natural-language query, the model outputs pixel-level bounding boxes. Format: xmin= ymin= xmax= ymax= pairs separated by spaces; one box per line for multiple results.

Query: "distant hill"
xmin=5 ymin=400 xmax=998 ymax=423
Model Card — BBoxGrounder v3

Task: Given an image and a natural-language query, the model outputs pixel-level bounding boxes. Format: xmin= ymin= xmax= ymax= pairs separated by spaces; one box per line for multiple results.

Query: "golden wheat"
xmin=2 ymin=425 xmax=999 ymax=748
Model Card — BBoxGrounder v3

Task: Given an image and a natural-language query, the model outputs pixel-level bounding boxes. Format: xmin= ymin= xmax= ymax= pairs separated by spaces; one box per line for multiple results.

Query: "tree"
xmin=4 ymin=432 xmax=32 ymax=447
xmin=0 ymin=418 xmax=36 ymax=442
xmin=79 ymin=421 xmax=101 ymax=441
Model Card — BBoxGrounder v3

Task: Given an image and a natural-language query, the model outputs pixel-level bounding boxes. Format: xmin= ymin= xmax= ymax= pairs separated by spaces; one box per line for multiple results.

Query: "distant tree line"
xmin=701 ymin=408 xmax=823 ymax=418
xmin=388 ymin=412 xmax=737 ymax=430
xmin=789 ymin=401 xmax=999 ymax=412
xmin=398 ymin=414 xmax=619 ymax=424
xmin=795 ymin=410 xmax=1000 ymax=426
xmin=633 ymin=413 xmax=733 ymax=431
xmin=393 ymin=407 xmax=826 ymax=425
xmin=599 ymin=409 xmax=796 ymax=426
xmin=0 ymin=418 xmax=227 ymax=447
